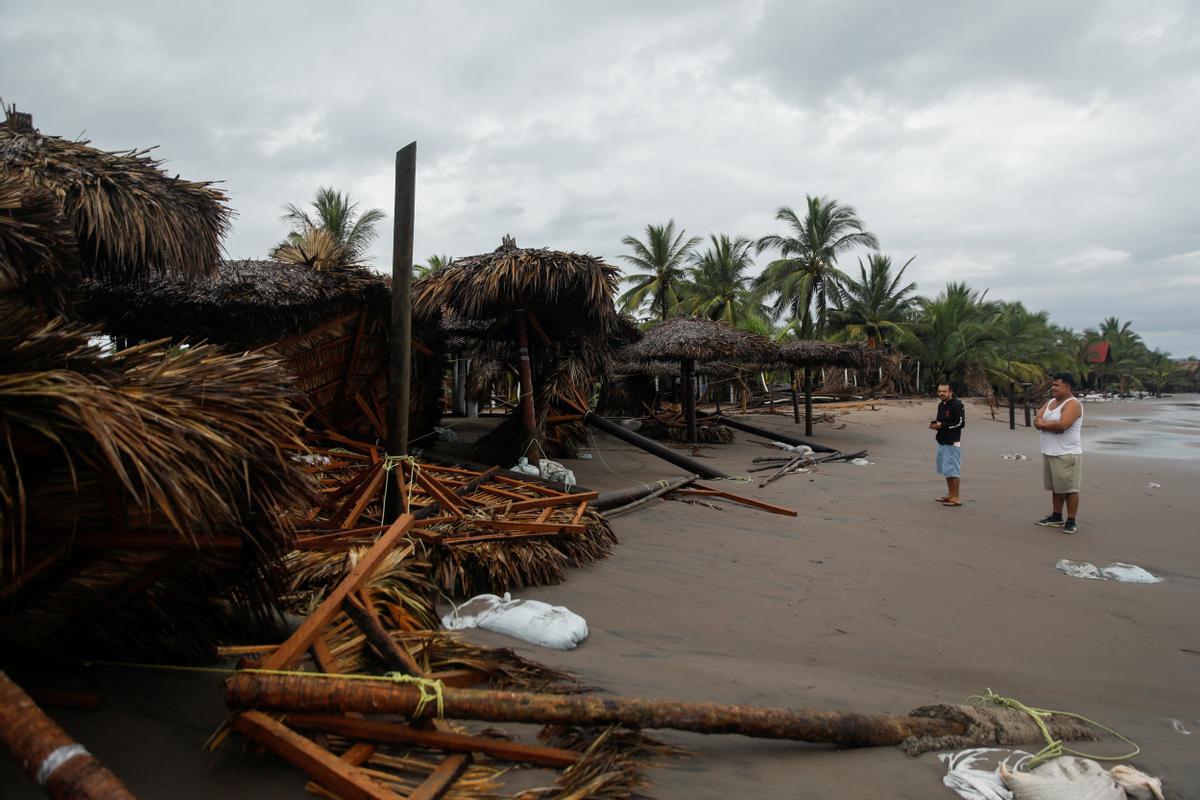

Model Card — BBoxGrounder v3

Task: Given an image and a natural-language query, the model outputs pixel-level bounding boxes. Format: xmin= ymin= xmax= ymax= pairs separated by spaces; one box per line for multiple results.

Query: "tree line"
xmin=272 ymin=187 xmax=1194 ymax=396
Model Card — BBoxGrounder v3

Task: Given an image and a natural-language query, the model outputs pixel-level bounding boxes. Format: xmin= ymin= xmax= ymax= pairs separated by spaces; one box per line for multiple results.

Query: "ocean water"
xmin=1090 ymin=399 xmax=1200 ymax=460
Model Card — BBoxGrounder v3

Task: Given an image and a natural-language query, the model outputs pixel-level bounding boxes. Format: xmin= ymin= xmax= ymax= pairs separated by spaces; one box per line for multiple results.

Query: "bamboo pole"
xmin=603 ymin=474 xmax=698 ymax=518
xmin=226 ymin=673 xmax=964 ymax=747
xmin=0 ymin=671 xmax=136 ymax=800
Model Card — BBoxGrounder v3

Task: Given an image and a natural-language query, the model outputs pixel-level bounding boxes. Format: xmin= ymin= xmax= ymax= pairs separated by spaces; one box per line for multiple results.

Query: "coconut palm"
xmin=683 ymin=234 xmax=768 ymax=329
xmin=827 ymin=253 xmax=917 ymax=347
xmin=273 ymin=187 xmax=385 ymax=267
xmin=1144 ymin=350 xmax=1180 ymax=397
xmin=617 ymin=220 xmax=701 ymax=321
xmin=754 ymin=196 xmax=879 ymax=337
xmin=415 ymin=254 xmax=452 ymax=279
xmin=899 ymin=282 xmax=1001 ymax=386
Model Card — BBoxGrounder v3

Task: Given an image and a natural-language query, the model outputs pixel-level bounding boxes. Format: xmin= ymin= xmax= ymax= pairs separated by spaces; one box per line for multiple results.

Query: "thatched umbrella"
xmin=622 ymin=316 xmax=777 ymax=442
xmin=1 ymin=107 xmax=229 ymax=282
xmin=0 ymin=175 xmax=80 ymax=316
xmin=777 ymin=340 xmax=876 ymax=434
xmin=413 ymin=236 xmax=621 ymax=440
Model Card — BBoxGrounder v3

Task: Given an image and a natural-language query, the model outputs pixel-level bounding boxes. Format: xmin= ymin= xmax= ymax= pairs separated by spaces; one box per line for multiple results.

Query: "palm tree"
xmin=415 ymin=254 xmax=452 ymax=278
xmin=754 ymin=196 xmax=879 ymax=337
xmin=1144 ymin=350 xmax=1180 ymax=397
xmin=273 ymin=187 xmax=386 ymax=267
xmin=617 ymin=220 xmax=701 ymax=321
xmin=1097 ymin=317 xmax=1149 ymax=393
xmin=899 ymin=282 xmax=1001 ymax=387
xmin=683 ymin=234 xmax=768 ymax=329
xmin=827 ymin=253 xmax=917 ymax=347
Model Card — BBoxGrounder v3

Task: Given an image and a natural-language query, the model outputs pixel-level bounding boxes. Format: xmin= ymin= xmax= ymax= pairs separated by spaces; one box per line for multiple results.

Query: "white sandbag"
xmin=537 ymin=458 xmax=576 ymax=489
xmin=1110 ymin=765 xmax=1165 ymax=800
xmin=510 ymin=456 xmax=540 ymax=476
xmin=1000 ymin=757 xmax=1124 ymax=800
xmin=442 ymin=592 xmax=588 ymax=650
xmin=771 ymin=442 xmax=814 ymax=455
xmin=939 ymin=748 xmax=1031 ymax=800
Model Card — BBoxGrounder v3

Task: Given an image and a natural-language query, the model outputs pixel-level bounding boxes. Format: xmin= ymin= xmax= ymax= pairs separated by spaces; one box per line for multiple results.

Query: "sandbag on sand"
xmin=443 ymin=592 xmax=588 ymax=650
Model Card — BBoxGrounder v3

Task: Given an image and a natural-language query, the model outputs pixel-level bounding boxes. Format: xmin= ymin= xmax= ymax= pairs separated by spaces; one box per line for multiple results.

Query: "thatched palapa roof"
xmin=777 ymin=339 xmax=875 ymax=369
xmin=0 ymin=175 xmax=80 ymax=314
xmin=1 ymin=107 xmax=230 ymax=282
xmin=622 ymin=315 xmax=777 ymax=365
xmin=80 ymin=259 xmax=391 ymax=349
xmin=412 ymin=237 xmax=622 ymax=341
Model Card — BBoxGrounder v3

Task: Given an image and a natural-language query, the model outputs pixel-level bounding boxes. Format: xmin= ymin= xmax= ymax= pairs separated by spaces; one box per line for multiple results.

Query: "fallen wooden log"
xmin=707 ymin=414 xmax=838 ymax=453
xmin=604 ymin=475 xmax=698 ymax=518
xmin=0 ymin=671 xmax=136 ymax=800
xmin=583 ymin=412 xmax=730 ymax=480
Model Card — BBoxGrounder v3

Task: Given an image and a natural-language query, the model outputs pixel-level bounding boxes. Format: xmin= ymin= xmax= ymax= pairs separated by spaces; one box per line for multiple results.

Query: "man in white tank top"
xmin=1033 ymin=372 xmax=1084 ymax=534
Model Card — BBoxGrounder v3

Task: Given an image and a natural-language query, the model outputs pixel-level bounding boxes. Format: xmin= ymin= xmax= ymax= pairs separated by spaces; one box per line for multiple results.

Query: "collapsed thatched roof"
xmin=0 ymin=174 xmax=79 ymax=314
xmin=622 ymin=315 xmax=777 ymax=365
xmin=412 ymin=238 xmax=621 ymax=341
xmin=776 ymin=339 xmax=875 ymax=369
xmin=79 ymin=259 xmax=391 ymax=348
xmin=1 ymin=108 xmax=230 ymax=282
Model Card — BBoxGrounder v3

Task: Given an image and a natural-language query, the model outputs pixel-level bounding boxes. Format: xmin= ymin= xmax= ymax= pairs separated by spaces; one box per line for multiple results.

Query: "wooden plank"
xmin=425 ymin=669 xmax=489 ymax=689
xmin=343 ymin=593 xmax=423 ymax=676
xmin=261 ymin=516 xmax=415 ymax=671
xmin=339 ymin=466 xmax=386 ymax=530
xmin=411 ymin=471 xmax=463 ymax=517
xmin=233 ymin=711 xmax=399 ymax=800
xmin=334 ymin=309 xmax=369 ymax=425
xmin=407 ymin=753 xmax=471 ymax=800
xmin=286 ymin=716 xmax=578 ymax=767
xmin=498 ymin=492 xmax=598 ymax=513
xmin=0 ymin=547 xmax=66 ymax=602
xmin=700 ymin=488 xmax=798 ymax=517
xmin=570 ymin=500 xmax=589 ymax=525
xmin=311 ymin=635 xmax=338 ymax=674
xmin=272 ymin=311 xmax=360 ymax=352
xmin=524 ymin=309 xmax=551 ymax=347
xmin=443 ymin=530 xmax=566 ymax=546
xmin=354 ymin=393 xmax=387 ymax=440
xmin=465 ymin=519 xmax=586 ymax=535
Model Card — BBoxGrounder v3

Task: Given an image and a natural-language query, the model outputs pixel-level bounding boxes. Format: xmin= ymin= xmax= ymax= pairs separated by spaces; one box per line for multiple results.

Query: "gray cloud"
xmin=3 ymin=0 xmax=1196 ymax=354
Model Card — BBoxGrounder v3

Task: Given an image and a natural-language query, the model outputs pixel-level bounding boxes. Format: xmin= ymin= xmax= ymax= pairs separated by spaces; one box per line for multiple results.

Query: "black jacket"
xmin=934 ymin=398 xmax=965 ymax=444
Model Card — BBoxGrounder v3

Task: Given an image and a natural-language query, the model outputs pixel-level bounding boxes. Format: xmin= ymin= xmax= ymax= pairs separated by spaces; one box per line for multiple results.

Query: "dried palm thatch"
xmin=1 ymin=108 xmax=230 ymax=282
xmin=79 ymin=259 xmax=391 ymax=348
xmin=423 ymin=509 xmax=617 ymax=597
xmin=0 ymin=300 xmax=314 ymax=569
xmin=777 ymin=339 xmax=874 ymax=369
xmin=0 ymin=175 xmax=80 ymax=315
xmin=270 ymin=225 xmax=355 ymax=270
xmin=531 ymin=725 xmax=686 ymax=800
xmin=412 ymin=238 xmax=622 ymax=341
xmin=622 ymin=316 xmax=777 ymax=366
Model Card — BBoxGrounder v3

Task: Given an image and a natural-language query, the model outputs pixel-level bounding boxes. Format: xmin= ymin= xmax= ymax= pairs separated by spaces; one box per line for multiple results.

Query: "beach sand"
xmin=3 ymin=398 xmax=1197 ymax=798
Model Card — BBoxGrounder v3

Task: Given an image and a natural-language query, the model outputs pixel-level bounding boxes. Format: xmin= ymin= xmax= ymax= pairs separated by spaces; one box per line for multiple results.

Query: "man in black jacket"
xmin=930 ymin=382 xmax=965 ymax=506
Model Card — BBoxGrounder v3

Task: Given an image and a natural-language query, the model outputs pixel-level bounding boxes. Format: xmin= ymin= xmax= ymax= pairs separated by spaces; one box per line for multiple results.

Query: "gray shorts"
xmin=1043 ymin=454 xmax=1082 ymax=493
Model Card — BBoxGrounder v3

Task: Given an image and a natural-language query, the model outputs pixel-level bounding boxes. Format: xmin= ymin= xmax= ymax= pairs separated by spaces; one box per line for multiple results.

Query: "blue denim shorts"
xmin=936 ymin=443 xmax=962 ymax=477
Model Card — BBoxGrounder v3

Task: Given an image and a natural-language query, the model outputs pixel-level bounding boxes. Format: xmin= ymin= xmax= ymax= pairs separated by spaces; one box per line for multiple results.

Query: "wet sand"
xmin=3 ymin=398 xmax=1197 ymax=798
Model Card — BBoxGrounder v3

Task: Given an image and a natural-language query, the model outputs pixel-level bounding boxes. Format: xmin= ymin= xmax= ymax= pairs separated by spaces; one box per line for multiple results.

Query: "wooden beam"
xmin=524 ymin=309 xmax=552 ymax=347
xmin=285 ymin=716 xmax=578 ymax=767
xmin=694 ymin=487 xmax=798 ymax=517
xmin=408 ymin=753 xmax=471 ymax=800
xmin=496 ymin=492 xmax=598 ymax=513
xmin=0 ymin=547 xmax=65 ymax=602
xmin=339 ymin=465 xmax=387 ymax=530
xmin=260 ymin=516 xmax=415 ymax=671
xmin=343 ymin=593 xmax=423 ymax=676
xmin=334 ymin=309 xmax=370 ymax=425
xmin=233 ymin=711 xmax=399 ymax=800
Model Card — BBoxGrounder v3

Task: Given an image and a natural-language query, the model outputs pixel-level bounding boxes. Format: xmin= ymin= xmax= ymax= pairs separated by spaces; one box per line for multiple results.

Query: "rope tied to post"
xmin=379 ymin=454 xmax=418 ymax=524
xmin=969 ymin=688 xmax=1139 ymax=769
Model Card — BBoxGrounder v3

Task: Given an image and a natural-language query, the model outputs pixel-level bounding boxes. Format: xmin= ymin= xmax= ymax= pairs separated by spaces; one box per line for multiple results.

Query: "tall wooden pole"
xmin=681 ymin=358 xmax=697 ymax=443
xmin=514 ymin=310 xmax=537 ymax=435
xmin=790 ymin=368 xmax=801 ymax=424
xmin=388 ymin=143 xmax=416 ymax=468
xmin=804 ymin=366 xmax=814 ymax=436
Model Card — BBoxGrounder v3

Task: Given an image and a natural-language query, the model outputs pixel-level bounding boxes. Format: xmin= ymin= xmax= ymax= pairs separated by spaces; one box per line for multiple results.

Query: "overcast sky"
xmin=4 ymin=1 xmax=1197 ymax=355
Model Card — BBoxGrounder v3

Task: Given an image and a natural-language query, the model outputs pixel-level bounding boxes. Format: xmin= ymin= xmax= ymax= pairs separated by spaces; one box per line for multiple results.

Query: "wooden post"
xmin=513 ymin=310 xmax=537 ymax=435
xmin=681 ymin=358 xmax=697 ymax=443
xmin=1008 ymin=382 xmax=1016 ymax=430
xmin=790 ymin=368 xmax=801 ymax=424
xmin=388 ymin=143 xmax=416 ymax=519
xmin=1022 ymin=385 xmax=1031 ymax=427
xmin=804 ymin=366 xmax=814 ymax=437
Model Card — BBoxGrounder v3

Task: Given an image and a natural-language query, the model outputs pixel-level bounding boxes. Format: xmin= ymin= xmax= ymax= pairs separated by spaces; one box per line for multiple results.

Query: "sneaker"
xmin=1035 ymin=514 xmax=1064 ymax=527
xmin=1061 ymin=520 xmax=1078 ymax=535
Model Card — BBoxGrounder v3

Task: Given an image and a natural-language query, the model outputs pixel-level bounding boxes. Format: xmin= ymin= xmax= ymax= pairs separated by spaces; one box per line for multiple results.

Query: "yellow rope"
xmin=969 ymin=688 xmax=1139 ymax=769
xmin=378 ymin=454 xmax=417 ymax=525
xmin=82 ymin=659 xmax=446 ymax=718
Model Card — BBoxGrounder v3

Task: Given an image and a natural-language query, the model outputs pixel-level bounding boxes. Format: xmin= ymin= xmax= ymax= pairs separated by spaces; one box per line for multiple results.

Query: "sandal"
xmin=941 ymin=499 xmax=962 ymax=507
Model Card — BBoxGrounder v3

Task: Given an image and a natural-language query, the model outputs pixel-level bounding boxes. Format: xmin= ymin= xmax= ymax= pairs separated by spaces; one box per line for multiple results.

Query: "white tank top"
xmin=1040 ymin=397 xmax=1083 ymax=455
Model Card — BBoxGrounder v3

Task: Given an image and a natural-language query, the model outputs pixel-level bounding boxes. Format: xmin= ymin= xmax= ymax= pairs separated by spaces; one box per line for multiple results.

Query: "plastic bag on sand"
xmin=1056 ymin=559 xmax=1162 ymax=584
xmin=771 ymin=442 xmax=813 ymax=455
xmin=941 ymin=750 xmax=1164 ymax=800
xmin=1000 ymin=757 xmax=1163 ymax=800
xmin=510 ymin=456 xmax=540 ymax=477
xmin=442 ymin=593 xmax=588 ymax=650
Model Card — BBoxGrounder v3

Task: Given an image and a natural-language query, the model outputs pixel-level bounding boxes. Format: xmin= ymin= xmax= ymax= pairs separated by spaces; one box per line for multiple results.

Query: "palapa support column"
xmin=790 ymin=368 xmax=801 ymax=425
xmin=681 ymin=357 xmax=698 ymax=444
xmin=583 ymin=412 xmax=729 ymax=480
xmin=803 ymin=366 xmax=814 ymax=436
xmin=513 ymin=309 xmax=538 ymax=437
xmin=0 ymin=671 xmax=136 ymax=800
xmin=225 ymin=672 xmax=964 ymax=747
xmin=387 ymin=142 xmax=416 ymax=520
